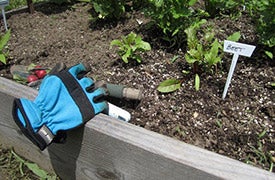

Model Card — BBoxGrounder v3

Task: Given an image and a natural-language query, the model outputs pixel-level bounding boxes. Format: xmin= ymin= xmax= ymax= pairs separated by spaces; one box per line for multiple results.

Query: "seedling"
xmin=247 ymin=130 xmax=274 ymax=172
xmin=111 ymin=32 xmax=151 ymax=63
xmin=175 ymin=125 xmax=186 ymax=137
xmin=216 ymin=120 xmax=223 ymax=128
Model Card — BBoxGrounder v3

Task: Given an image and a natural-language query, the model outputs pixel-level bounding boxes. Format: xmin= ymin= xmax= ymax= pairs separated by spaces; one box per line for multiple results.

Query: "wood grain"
xmin=0 ymin=77 xmax=274 ymax=179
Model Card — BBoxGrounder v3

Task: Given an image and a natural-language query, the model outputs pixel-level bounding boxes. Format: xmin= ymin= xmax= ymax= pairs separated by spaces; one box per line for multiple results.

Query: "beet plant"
xmin=157 ymin=20 xmax=241 ymax=93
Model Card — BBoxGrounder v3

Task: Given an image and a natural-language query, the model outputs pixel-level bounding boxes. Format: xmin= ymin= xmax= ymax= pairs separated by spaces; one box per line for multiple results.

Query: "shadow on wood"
xmin=48 ymin=127 xmax=84 ymax=180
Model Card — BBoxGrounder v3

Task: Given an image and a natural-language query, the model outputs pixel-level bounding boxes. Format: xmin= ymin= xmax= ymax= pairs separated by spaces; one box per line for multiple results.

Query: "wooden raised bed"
xmin=0 ymin=77 xmax=274 ymax=179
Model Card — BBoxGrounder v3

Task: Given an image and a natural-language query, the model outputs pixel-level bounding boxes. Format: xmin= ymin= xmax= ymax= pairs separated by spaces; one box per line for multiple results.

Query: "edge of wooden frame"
xmin=0 ymin=77 xmax=274 ymax=180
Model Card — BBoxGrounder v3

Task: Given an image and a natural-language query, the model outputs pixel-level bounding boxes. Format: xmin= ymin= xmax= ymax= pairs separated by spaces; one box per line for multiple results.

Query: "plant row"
xmin=90 ymin=0 xmax=274 ymax=91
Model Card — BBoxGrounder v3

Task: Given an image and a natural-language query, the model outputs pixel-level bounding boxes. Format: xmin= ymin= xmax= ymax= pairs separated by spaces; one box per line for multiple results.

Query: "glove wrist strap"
xmin=12 ymin=99 xmax=52 ymax=150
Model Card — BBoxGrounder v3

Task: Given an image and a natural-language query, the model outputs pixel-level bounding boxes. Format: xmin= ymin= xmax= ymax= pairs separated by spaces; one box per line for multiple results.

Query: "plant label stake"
xmin=222 ymin=40 xmax=256 ymax=99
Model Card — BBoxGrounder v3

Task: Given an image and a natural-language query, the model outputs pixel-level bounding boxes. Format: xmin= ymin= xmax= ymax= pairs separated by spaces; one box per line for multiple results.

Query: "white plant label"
xmin=222 ymin=40 xmax=256 ymax=99
xmin=224 ymin=40 xmax=256 ymax=57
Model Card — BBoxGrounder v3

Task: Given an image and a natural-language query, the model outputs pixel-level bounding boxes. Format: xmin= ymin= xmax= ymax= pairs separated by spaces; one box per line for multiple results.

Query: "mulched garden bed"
xmin=1 ymin=2 xmax=274 ymax=172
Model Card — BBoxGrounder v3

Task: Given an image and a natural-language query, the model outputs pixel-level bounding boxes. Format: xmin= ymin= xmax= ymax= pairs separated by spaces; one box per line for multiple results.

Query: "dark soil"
xmin=1 ymin=2 xmax=274 ymax=173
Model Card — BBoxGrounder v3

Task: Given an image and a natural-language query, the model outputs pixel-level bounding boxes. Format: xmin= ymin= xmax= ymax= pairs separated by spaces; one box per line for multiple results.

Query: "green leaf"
xmin=133 ymin=54 xmax=142 ymax=63
xmin=122 ymin=53 xmax=129 ymax=63
xmin=27 ymin=63 xmax=37 ymax=71
xmin=185 ymin=54 xmax=197 ymax=64
xmin=204 ymin=31 xmax=215 ymax=43
xmin=0 ymin=29 xmax=10 ymax=51
xmin=154 ymin=0 xmax=163 ymax=7
xmin=110 ymin=40 xmax=123 ymax=47
xmin=157 ymin=79 xmax=181 ymax=93
xmin=136 ymin=41 xmax=151 ymax=51
xmin=186 ymin=48 xmax=201 ymax=60
xmin=126 ymin=32 xmax=136 ymax=44
xmin=195 ymin=74 xmax=200 ymax=91
xmin=13 ymin=74 xmax=27 ymax=84
xmin=205 ymin=39 xmax=221 ymax=65
xmin=170 ymin=55 xmax=179 ymax=63
xmin=182 ymin=70 xmax=190 ymax=74
xmin=227 ymin=31 xmax=241 ymax=42
xmin=265 ymin=51 xmax=273 ymax=59
xmin=258 ymin=130 xmax=266 ymax=139
xmin=12 ymin=150 xmax=25 ymax=163
xmin=188 ymin=0 xmax=197 ymax=6
xmin=25 ymin=162 xmax=49 ymax=178
xmin=0 ymin=54 xmax=6 ymax=64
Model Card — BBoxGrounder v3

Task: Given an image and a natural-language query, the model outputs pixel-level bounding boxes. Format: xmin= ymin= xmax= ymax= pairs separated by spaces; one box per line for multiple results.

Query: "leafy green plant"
xmin=184 ymin=20 xmax=240 ymax=90
xmin=144 ymin=0 xmax=198 ymax=47
xmin=91 ymin=0 xmax=127 ymax=20
xmin=157 ymin=20 xmax=240 ymax=93
xmin=204 ymin=0 xmax=245 ymax=17
xmin=111 ymin=32 xmax=151 ymax=63
xmin=246 ymin=0 xmax=275 ymax=47
xmin=0 ymin=29 xmax=11 ymax=65
xmin=184 ymin=19 xmax=219 ymax=90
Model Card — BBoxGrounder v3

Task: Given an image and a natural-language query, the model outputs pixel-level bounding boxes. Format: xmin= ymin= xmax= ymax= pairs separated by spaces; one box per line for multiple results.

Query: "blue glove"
xmin=12 ymin=63 xmax=108 ymax=150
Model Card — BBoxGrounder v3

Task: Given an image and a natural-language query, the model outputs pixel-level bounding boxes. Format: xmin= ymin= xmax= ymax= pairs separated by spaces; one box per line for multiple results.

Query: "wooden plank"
xmin=0 ymin=77 xmax=275 ymax=179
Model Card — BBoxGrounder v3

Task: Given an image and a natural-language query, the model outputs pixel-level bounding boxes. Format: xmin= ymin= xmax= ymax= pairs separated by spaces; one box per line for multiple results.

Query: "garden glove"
xmin=12 ymin=63 xmax=108 ymax=151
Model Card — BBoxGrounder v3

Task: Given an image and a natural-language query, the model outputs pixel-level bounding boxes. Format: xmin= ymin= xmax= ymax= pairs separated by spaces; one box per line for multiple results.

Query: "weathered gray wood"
xmin=0 ymin=77 xmax=275 ymax=180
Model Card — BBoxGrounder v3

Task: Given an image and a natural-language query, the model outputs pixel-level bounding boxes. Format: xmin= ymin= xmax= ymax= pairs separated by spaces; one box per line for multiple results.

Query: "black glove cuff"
xmin=12 ymin=99 xmax=50 ymax=150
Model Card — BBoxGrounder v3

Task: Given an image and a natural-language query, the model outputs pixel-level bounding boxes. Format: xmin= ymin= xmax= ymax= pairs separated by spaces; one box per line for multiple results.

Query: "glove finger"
xmin=92 ymin=87 xmax=108 ymax=99
xmin=93 ymin=101 xmax=108 ymax=114
xmin=93 ymin=93 xmax=106 ymax=103
xmin=93 ymin=88 xmax=107 ymax=104
xmin=86 ymin=83 xmax=95 ymax=93
xmin=69 ymin=63 xmax=91 ymax=79
xmin=48 ymin=62 xmax=66 ymax=75
xmin=79 ymin=77 xmax=94 ymax=90
xmin=87 ymin=87 xmax=108 ymax=112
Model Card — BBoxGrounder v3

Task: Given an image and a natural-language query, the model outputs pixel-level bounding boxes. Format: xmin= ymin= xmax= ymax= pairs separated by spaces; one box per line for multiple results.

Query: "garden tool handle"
xmin=95 ymin=81 xmax=143 ymax=100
